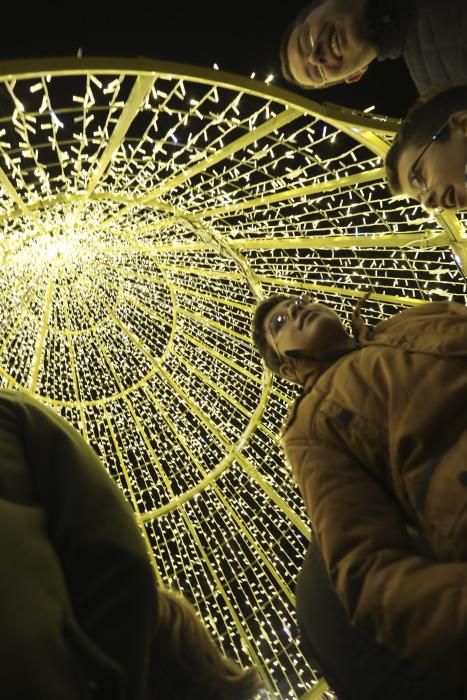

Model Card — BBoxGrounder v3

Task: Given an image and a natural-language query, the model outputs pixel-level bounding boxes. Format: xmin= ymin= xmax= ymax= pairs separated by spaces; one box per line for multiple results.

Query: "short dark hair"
xmin=151 ymin=588 xmax=263 ymax=700
xmin=279 ymin=0 xmax=321 ymax=88
xmin=252 ymin=294 xmax=290 ymax=374
xmin=386 ymin=84 xmax=467 ymax=195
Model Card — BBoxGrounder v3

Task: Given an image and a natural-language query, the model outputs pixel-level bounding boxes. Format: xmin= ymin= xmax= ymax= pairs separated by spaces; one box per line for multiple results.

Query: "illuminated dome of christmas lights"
xmin=1 ymin=57 xmax=466 ymax=699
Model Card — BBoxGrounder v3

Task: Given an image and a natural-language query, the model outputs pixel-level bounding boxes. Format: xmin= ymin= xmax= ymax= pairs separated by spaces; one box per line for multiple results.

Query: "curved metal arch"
xmin=0 ymin=57 xmax=465 ymax=700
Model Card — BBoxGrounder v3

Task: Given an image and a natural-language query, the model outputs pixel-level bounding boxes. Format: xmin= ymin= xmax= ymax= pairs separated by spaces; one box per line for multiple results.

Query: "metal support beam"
xmin=0 ymin=164 xmax=47 ymax=237
xmin=228 ymin=230 xmax=449 ymax=250
xmin=84 ymin=75 xmax=155 ymax=197
xmin=256 ymin=275 xmax=431 ymax=307
xmin=99 ymin=107 xmax=301 ymax=229
xmin=147 ymin=168 xmax=386 ymax=233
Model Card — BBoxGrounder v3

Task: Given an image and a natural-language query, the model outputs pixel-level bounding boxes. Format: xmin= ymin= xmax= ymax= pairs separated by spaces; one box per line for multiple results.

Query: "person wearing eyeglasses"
xmin=280 ymin=0 xmax=467 ymax=94
xmin=252 ymin=291 xmax=467 ymax=694
xmin=386 ymin=84 xmax=467 ymax=211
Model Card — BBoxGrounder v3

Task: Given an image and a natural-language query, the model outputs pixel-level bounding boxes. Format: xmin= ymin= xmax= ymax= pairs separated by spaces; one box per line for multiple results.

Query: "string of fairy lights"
xmin=0 ymin=58 xmax=466 ymax=699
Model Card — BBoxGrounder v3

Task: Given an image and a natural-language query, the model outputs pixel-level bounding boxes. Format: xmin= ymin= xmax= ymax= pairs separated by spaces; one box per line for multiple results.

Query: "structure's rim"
xmin=139 ymin=369 xmax=273 ymax=522
xmin=0 ymin=55 xmax=401 ymax=135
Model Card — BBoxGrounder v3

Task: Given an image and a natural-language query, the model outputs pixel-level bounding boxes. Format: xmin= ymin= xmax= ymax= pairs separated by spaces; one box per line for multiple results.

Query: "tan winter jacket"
xmin=283 ymin=301 xmax=467 ymax=689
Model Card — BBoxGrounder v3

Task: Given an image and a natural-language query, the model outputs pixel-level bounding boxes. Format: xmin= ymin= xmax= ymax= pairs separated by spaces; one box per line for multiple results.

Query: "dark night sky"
xmin=0 ymin=2 xmax=418 ymax=119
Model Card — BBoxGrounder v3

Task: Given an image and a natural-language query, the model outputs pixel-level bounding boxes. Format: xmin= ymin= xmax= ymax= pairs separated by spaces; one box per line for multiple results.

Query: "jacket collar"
xmin=351 ymin=291 xmax=372 ymax=342
xmin=302 ymin=359 xmax=337 ymax=393
xmin=298 ymin=293 xmax=372 ymax=395
xmin=283 ymin=349 xmax=353 ymax=434
xmin=283 ymin=294 xmax=373 ymax=434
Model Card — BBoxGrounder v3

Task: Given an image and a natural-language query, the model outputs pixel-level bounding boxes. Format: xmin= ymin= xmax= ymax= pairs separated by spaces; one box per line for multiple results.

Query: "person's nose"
xmin=290 ymin=303 xmax=301 ymax=321
xmin=306 ymin=37 xmax=322 ymax=64
xmin=420 ymin=187 xmax=439 ymax=211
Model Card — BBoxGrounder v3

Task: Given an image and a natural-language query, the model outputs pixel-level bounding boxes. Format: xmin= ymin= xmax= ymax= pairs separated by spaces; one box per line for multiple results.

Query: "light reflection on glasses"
xmin=269 ymin=294 xmax=312 ymax=337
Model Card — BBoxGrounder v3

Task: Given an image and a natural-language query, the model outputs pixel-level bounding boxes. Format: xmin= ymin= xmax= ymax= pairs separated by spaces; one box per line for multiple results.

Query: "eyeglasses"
xmin=268 ymin=294 xmax=312 ymax=365
xmin=269 ymin=294 xmax=312 ymax=337
xmin=408 ymin=119 xmax=450 ymax=200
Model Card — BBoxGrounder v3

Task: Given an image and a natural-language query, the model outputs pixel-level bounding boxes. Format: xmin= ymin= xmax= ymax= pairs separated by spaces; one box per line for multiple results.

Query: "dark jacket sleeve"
xmin=286 ymin=437 xmax=467 ymax=689
xmin=403 ymin=0 xmax=467 ymax=94
xmin=0 ymin=392 xmax=156 ymax=700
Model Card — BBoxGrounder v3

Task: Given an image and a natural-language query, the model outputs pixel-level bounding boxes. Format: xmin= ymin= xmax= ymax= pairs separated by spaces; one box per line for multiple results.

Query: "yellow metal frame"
xmin=0 ymin=57 xmax=463 ymax=700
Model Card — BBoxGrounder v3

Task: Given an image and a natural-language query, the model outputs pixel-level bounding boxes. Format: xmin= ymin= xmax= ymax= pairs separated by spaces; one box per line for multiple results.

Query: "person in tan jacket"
xmin=252 ymin=292 xmax=467 ymax=694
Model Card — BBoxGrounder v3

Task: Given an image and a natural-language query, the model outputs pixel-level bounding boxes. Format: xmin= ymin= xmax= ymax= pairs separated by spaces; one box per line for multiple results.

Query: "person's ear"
xmin=280 ymin=360 xmax=297 ymax=382
xmin=344 ymin=67 xmax=367 ymax=84
xmin=280 ymin=349 xmax=306 ymax=382
xmin=448 ymin=110 xmax=467 ymax=136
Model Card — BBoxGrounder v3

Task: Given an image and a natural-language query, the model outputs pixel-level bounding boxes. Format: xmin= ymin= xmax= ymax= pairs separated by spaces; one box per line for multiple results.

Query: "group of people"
xmin=4 ymin=1 xmax=467 ymax=699
xmin=280 ymin=0 xmax=467 ymax=214
xmin=252 ymin=0 xmax=467 ymax=698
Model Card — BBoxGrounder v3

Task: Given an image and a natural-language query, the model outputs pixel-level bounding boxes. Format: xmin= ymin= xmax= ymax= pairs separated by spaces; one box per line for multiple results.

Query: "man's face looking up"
xmin=285 ymin=0 xmax=376 ymax=89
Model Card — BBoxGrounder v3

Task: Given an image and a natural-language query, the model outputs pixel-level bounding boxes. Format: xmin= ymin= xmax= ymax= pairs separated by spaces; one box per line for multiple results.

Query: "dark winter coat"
xmin=368 ymin=0 xmax=467 ymax=93
xmin=0 ymin=391 xmax=156 ymax=699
